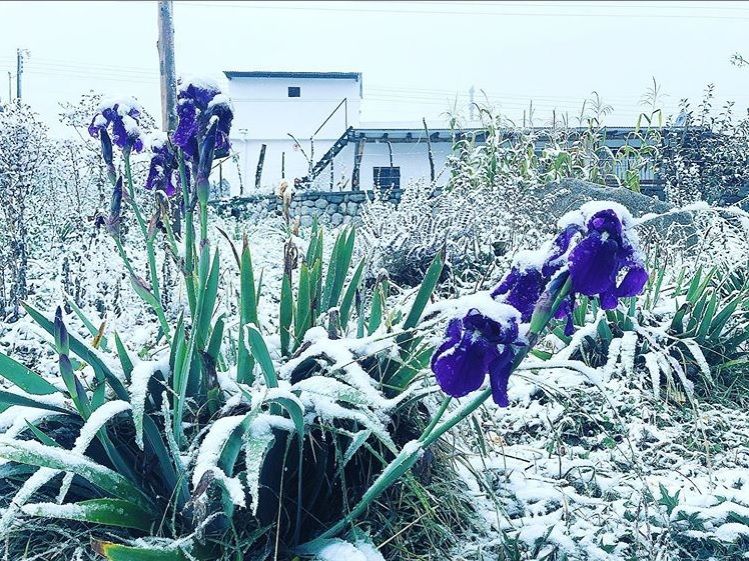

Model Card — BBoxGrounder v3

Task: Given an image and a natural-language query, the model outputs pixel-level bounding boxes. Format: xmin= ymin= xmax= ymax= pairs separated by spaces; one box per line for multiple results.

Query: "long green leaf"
xmin=237 ymin=241 xmax=259 ymax=384
xmin=0 ymin=352 xmax=59 ymax=395
xmin=22 ymin=303 xmax=129 ymax=401
xmin=93 ymin=542 xmax=192 ymax=561
xmin=23 ymin=498 xmax=155 ymax=532
xmin=280 ymin=273 xmax=293 ymax=358
xmin=403 ymin=251 xmax=444 ymax=330
xmin=0 ymin=439 xmax=153 ymax=512
xmin=0 ymin=390 xmax=70 ymax=415
xmin=246 ymin=325 xmax=278 ymax=388
xmin=339 ymin=259 xmax=365 ymax=330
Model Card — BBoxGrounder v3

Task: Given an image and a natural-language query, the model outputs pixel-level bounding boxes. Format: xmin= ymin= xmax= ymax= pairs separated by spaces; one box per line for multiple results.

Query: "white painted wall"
xmin=217 ymin=74 xmax=361 ymax=195
xmin=309 ymin=141 xmax=454 ymax=191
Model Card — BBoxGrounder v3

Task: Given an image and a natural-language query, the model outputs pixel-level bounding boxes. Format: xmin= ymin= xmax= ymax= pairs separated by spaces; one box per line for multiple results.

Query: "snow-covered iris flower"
xmin=431 ymin=302 xmax=522 ymax=407
xmin=173 ymin=77 xmax=233 ymax=161
xmin=565 ymin=207 xmax=648 ymax=307
xmin=491 ymin=257 xmax=546 ymax=323
xmin=145 ymin=134 xmax=180 ymax=197
xmin=432 ymin=202 xmax=649 ymax=407
xmin=88 ymin=97 xmax=144 ymax=153
xmin=548 ymin=203 xmax=648 ymax=333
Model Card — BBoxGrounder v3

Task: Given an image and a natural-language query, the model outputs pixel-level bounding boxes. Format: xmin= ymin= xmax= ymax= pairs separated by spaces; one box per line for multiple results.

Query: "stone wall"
xmin=211 ymin=188 xmax=403 ymax=226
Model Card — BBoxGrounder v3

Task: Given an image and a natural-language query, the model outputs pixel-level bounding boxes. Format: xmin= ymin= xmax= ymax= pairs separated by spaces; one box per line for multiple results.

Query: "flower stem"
xmin=178 ymin=154 xmax=197 ymax=316
xmin=312 ymin=277 xmax=572 ymax=543
xmin=124 ymin=154 xmax=172 ymax=344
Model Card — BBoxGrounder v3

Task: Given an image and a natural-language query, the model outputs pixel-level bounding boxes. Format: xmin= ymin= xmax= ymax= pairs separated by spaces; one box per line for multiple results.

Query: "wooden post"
xmin=255 ymin=144 xmax=267 ymax=190
xmin=422 ymin=118 xmax=435 ymax=183
xmin=387 ymin=140 xmax=394 ymax=168
xmin=352 ymin=136 xmax=365 ymax=191
xmin=330 ymin=160 xmax=335 ymax=190
xmin=157 ymin=1 xmax=177 ymax=132
xmin=281 ymin=151 xmax=286 ymax=179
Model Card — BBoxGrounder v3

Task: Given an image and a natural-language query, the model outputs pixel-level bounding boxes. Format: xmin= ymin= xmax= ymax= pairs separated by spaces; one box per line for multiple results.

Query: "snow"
xmin=425 ymin=290 xmax=520 ymax=327
xmin=178 ymin=74 xmax=220 ymax=94
xmin=129 ymin=357 xmax=169 ymax=449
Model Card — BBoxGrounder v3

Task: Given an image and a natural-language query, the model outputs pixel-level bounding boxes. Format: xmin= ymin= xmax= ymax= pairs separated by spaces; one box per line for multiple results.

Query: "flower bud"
xmin=196 ymin=118 xmax=218 ymax=206
xmin=54 ymin=306 xmax=69 ymax=356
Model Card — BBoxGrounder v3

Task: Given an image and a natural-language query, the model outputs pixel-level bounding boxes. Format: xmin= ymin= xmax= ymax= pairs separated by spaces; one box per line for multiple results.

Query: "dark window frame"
xmin=373 ymin=166 xmax=400 ymax=190
xmin=288 ymin=86 xmax=301 ymax=98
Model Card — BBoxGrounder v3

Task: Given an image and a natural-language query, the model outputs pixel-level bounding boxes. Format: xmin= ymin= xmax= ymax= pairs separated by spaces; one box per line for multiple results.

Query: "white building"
xmin=220 ymin=71 xmax=456 ymax=195
xmin=218 ymin=70 xmax=662 ymax=198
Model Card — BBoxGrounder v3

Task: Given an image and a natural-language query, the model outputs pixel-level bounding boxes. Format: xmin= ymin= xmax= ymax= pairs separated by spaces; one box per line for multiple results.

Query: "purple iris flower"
xmin=491 ymin=266 xmax=545 ymax=323
xmin=173 ymin=78 xmax=233 ymax=161
xmin=566 ymin=208 xmax=648 ymax=308
xmin=431 ymin=307 xmax=522 ymax=406
xmin=88 ymin=98 xmax=144 ymax=153
xmin=145 ymin=136 xmax=180 ymax=197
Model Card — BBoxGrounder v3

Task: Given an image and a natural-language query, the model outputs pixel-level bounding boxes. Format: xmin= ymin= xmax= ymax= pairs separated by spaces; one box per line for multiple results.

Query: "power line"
xmin=178 ymin=1 xmax=749 ymax=20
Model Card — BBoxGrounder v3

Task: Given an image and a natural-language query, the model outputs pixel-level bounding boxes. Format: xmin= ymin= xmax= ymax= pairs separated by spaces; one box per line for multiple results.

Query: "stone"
xmin=342 ymin=215 xmax=352 ymax=224
xmin=326 ymin=205 xmax=337 ymax=215
xmin=331 ymin=213 xmax=344 ymax=226
xmin=536 ymin=178 xmax=671 ymax=219
xmin=315 ymin=198 xmax=328 ymax=209
xmin=311 ymin=208 xmax=322 ymax=218
xmin=302 ymin=199 xmax=314 ymax=207
xmin=300 ymin=215 xmax=313 ymax=228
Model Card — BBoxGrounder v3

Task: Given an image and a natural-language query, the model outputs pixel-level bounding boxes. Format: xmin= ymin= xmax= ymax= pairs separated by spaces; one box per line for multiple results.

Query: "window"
xmin=373 ymin=166 xmax=400 ymax=190
xmin=288 ymin=86 xmax=301 ymax=98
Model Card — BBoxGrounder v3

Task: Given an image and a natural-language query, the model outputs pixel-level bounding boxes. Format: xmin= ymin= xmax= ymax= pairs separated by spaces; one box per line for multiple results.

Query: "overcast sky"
xmin=2 ymin=1 xmax=748 ymax=135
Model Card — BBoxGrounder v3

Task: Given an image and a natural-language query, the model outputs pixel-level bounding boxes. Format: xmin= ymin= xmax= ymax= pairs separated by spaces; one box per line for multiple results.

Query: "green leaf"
xmin=93 ymin=542 xmax=192 ymax=561
xmin=403 ymin=251 xmax=444 ymax=330
xmin=0 ymin=352 xmax=59 ymax=395
xmin=195 ymin=250 xmax=221 ymax=351
xmin=295 ymin=263 xmax=312 ymax=347
xmin=0 ymin=439 xmax=153 ymax=512
xmin=321 ymin=229 xmax=344 ymax=312
xmin=206 ymin=315 xmax=225 ymax=363
xmin=339 ymin=259 xmax=365 ymax=330
xmin=237 ymin=242 xmax=259 ymax=384
xmin=64 ymin=296 xmax=110 ymax=352
xmin=22 ymin=303 xmax=129 ymax=402
xmin=0 ymin=389 xmax=70 ymax=415
xmin=367 ymin=285 xmax=384 ymax=335
xmin=23 ymin=498 xmax=155 ymax=532
xmin=113 ymin=333 xmax=134 ymax=382
xmin=246 ymin=325 xmax=278 ymax=388
xmin=280 ymin=273 xmax=293 ymax=358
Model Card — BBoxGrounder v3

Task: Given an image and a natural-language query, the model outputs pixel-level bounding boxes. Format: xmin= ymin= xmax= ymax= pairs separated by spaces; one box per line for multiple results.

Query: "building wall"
xmin=220 ymin=75 xmax=362 ymax=195
xmin=309 ymin=141 xmax=454 ymax=191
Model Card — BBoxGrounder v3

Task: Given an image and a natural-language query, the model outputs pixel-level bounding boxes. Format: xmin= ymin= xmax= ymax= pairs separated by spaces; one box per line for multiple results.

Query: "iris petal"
xmin=568 ymin=233 xmax=619 ymax=296
xmin=616 ymin=266 xmax=649 ymax=297
xmin=488 ymin=346 xmax=515 ymax=406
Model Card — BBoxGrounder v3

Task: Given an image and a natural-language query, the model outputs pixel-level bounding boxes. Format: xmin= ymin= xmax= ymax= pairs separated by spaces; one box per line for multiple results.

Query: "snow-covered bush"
xmin=359 ymin=104 xmax=660 ymax=290
xmin=657 ymin=85 xmax=749 ymax=207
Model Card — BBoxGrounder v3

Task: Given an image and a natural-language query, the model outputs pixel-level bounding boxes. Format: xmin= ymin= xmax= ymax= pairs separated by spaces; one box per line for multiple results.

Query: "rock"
xmin=315 ymin=198 xmax=328 ymax=209
xmin=342 ymin=215 xmax=352 ymax=224
xmin=300 ymin=215 xmax=313 ymax=228
xmin=326 ymin=205 xmax=337 ymax=215
xmin=302 ymin=199 xmax=314 ymax=207
xmin=536 ymin=179 xmax=672 ymax=220
xmin=331 ymin=213 xmax=343 ymax=226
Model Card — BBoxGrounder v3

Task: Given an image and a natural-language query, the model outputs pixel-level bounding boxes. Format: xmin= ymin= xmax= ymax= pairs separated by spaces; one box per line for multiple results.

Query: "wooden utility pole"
xmin=157 ymin=1 xmax=177 ymax=132
xmin=255 ymin=144 xmax=267 ymax=190
xmin=16 ymin=49 xmax=26 ymax=100
xmin=352 ymin=136 xmax=365 ymax=191
xmin=423 ymin=118 xmax=435 ymax=183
